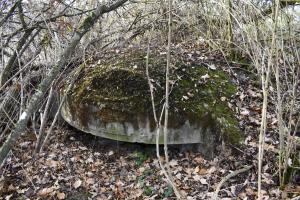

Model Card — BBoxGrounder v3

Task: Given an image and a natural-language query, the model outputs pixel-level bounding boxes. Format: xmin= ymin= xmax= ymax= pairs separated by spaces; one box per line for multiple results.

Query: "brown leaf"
xmin=194 ymin=156 xmax=204 ymax=164
xmin=37 ymin=187 xmax=54 ymax=197
xmin=169 ymin=159 xmax=178 ymax=167
xmin=57 ymin=192 xmax=66 ymax=200
xmin=73 ymin=179 xmax=82 ymax=189
xmin=46 ymin=160 xmax=60 ymax=168
xmin=86 ymin=178 xmax=95 ymax=185
xmin=198 ymin=168 xmax=208 ymax=175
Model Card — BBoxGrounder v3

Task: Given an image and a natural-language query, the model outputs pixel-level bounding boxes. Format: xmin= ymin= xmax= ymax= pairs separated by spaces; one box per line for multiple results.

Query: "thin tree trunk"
xmin=39 ymin=62 xmax=86 ymax=153
xmin=163 ymin=0 xmax=181 ymax=198
xmin=19 ymin=29 xmax=41 ymax=56
xmin=0 ymin=28 xmax=34 ymax=86
xmin=34 ymin=86 xmax=54 ymax=154
xmin=0 ymin=0 xmax=128 ymax=167
xmin=0 ymin=32 xmax=49 ymax=91
xmin=227 ymin=0 xmax=234 ymax=58
xmin=0 ymin=84 xmax=20 ymax=120
xmin=0 ymin=0 xmax=21 ymax=28
xmin=0 ymin=69 xmax=42 ymax=127
xmin=257 ymin=1 xmax=280 ymax=198
xmin=164 ymin=0 xmax=172 ymax=168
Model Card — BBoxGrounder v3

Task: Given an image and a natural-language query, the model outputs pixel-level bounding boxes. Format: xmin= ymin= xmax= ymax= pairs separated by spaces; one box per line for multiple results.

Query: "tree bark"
xmin=0 ymin=0 xmax=128 ymax=167
xmin=34 ymin=86 xmax=53 ymax=154
xmin=0 ymin=84 xmax=20 ymax=126
xmin=262 ymin=0 xmax=300 ymax=16
xmin=0 ymin=28 xmax=34 ymax=86
xmin=0 ymin=0 xmax=21 ymax=28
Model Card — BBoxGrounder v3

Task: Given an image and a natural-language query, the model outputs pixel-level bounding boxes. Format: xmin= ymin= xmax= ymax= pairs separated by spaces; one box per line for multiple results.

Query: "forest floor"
xmin=0 ymin=45 xmax=299 ymax=200
xmin=1 ymin=124 xmax=295 ymax=200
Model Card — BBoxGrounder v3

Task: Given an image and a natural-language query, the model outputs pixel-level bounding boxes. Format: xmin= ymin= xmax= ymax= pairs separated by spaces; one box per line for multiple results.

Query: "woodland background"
xmin=0 ymin=0 xmax=300 ymax=199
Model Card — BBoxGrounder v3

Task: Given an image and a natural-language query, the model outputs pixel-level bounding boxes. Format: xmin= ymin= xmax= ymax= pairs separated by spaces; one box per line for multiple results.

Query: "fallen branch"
xmin=213 ymin=165 xmax=253 ymax=200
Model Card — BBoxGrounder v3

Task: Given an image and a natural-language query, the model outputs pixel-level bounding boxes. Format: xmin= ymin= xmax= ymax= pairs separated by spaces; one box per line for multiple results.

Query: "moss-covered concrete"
xmin=62 ymin=48 xmax=242 ymax=146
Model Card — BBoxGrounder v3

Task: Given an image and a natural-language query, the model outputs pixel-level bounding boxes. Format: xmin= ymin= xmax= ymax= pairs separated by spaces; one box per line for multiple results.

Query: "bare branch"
xmin=0 ymin=0 xmax=129 ymax=168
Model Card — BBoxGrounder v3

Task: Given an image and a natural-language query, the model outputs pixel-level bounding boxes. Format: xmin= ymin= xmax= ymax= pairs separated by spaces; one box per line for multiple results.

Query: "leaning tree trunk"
xmin=0 ymin=84 xmax=20 ymax=128
xmin=0 ymin=0 xmax=21 ymax=28
xmin=0 ymin=32 xmax=50 ymax=131
xmin=0 ymin=71 xmax=36 ymax=130
xmin=0 ymin=0 xmax=128 ymax=167
xmin=0 ymin=28 xmax=34 ymax=86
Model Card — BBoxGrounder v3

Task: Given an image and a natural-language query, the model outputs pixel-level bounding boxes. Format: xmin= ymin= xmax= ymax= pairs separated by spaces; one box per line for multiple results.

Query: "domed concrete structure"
xmin=61 ymin=48 xmax=242 ymax=156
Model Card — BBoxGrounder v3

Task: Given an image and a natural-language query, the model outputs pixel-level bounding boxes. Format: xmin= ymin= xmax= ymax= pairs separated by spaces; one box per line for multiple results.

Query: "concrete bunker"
xmin=60 ymin=48 xmax=242 ymax=157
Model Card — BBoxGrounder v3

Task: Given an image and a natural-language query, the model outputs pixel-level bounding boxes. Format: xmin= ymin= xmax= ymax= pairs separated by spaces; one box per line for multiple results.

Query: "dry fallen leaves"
xmin=37 ymin=187 xmax=54 ymax=197
xmin=169 ymin=159 xmax=178 ymax=167
xmin=86 ymin=178 xmax=95 ymax=185
xmin=57 ymin=192 xmax=66 ymax=200
xmin=73 ymin=179 xmax=82 ymax=189
xmin=46 ymin=160 xmax=61 ymax=168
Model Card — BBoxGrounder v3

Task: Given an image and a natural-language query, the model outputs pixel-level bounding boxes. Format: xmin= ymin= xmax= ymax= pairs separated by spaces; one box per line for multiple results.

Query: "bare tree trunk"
xmin=0 ymin=28 xmax=34 ymax=86
xmin=164 ymin=0 xmax=172 ymax=169
xmin=0 ymin=84 xmax=20 ymax=121
xmin=0 ymin=0 xmax=128 ymax=167
xmin=0 ymin=32 xmax=48 ymax=91
xmin=0 ymin=70 xmax=40 ymax=131
xmin=0 ymin=0 xmax=21 ymax=28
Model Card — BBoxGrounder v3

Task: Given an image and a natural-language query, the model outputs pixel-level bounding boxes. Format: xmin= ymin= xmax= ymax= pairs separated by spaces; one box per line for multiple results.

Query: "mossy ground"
xmin=68 ymin=48 xmax=242 ymax=144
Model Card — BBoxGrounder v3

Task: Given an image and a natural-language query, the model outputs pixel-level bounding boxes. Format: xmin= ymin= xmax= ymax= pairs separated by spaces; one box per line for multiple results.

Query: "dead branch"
xmin=213 ymin=165 xmax=253 ymax=200
xmin=0 ymin=27 xmax=35 ymax=86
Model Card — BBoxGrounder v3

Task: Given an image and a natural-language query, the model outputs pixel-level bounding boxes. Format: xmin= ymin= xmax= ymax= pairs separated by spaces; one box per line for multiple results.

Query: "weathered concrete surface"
xmin=61 ymin=102 xmax=215 ymax=144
